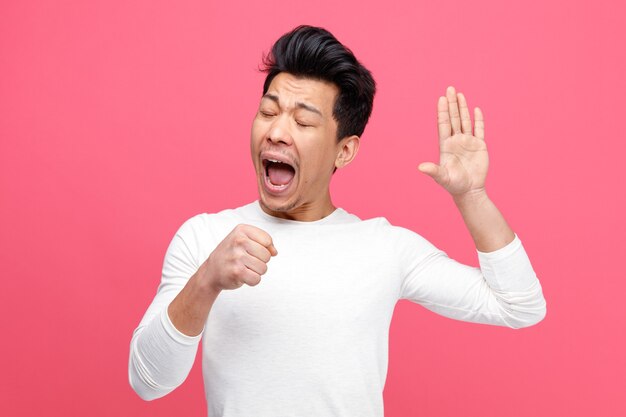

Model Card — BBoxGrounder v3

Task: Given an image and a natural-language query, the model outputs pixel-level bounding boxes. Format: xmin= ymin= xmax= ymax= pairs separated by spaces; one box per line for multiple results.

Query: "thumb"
xmin=418 ymin=162 xmax=443 ymax=180
xmin=268 ymin=243 xmax=278 ymax=257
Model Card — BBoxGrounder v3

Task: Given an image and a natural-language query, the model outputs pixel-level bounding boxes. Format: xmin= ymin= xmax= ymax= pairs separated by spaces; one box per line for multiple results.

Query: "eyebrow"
xmin=262 ymin=93 xmax=323 ymax=117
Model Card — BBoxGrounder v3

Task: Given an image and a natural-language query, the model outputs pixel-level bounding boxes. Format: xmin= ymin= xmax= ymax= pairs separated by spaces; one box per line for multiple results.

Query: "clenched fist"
xmin=203 ymin=224 xmax=278 ymax=291
xmin=168 ymin=224 xmax=277 ymax=336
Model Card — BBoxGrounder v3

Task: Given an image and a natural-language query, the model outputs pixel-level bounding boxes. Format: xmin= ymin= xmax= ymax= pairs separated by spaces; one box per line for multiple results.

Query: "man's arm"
xmin=129 ymin=221 xmax=276 ymax=400
xmin=410 ymin=86 xmax=545 ymax=327
xmin=453 ymin=189 xmax=514 ymax=252
xmin=128 ymin=217 xmax=205 ymax=401
xmin=418 ymin=86 xmax=514 ymax=253
xmin=398 ymin=231 xmax=546 ymax=328
xmin=168 ymin=224 xmax=277 ymax=336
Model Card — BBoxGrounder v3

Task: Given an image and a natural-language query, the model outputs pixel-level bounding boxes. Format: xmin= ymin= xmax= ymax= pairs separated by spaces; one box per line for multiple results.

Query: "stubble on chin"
xmin=259 ymin=194 xmax=299 ymax=215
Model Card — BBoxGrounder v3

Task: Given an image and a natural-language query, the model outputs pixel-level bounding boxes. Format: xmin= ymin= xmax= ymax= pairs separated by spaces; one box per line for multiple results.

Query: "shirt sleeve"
xmin=398 ymin=233 xmax=546 ymax=329
xmin=128 ymin=216 xmax=206 ymax=400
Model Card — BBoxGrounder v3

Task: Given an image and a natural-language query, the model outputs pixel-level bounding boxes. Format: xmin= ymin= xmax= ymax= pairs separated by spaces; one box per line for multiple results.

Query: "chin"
xmin=259 ymin=193 xmax=298 ymax=214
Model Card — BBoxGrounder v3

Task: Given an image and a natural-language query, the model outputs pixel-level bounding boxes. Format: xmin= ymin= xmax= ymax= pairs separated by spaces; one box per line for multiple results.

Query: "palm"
xmin=419 ymin=86 xmax=489 ymax=197
xmin=436 ymin=132 xmax=488 ymax=195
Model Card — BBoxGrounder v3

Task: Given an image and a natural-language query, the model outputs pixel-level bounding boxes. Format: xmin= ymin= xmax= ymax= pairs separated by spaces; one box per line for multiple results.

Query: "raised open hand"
xmin=418 ymin=86 xmax=488 ymax=197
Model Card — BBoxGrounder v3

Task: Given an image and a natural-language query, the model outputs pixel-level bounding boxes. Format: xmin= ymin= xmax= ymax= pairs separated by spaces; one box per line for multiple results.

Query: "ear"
xmin=335 ymin=135 xmax=360 ymax=170
xmin=334 ymin=135 xmax=360 ymax=169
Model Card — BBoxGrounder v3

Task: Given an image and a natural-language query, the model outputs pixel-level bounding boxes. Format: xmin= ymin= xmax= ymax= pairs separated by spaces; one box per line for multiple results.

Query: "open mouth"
xmin=262 ymin=158 xmax=296 ymax=191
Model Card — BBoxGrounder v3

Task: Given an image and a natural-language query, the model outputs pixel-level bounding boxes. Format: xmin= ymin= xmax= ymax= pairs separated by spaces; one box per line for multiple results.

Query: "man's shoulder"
xmin=174 ymin=202 xmax=257 ymax=237
xmin=355 ymin=216 xmax=441 ymax=251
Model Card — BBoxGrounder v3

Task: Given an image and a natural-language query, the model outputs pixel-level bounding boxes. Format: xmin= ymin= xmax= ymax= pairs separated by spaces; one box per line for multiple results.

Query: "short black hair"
xmin=261 ymin=25 xmax=376 ymax=141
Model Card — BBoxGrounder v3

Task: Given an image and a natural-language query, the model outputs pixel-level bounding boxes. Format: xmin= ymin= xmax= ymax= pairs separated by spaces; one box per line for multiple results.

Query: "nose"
xmin=266 ymin=115 xmax=293 ymax=146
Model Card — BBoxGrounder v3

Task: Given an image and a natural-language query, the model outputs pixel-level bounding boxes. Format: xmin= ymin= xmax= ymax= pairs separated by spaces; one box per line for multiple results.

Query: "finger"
xmin=437 ymin=96 xmax=451 ymax=141
xmin=241 ymin=268 xmax=262 ymax=287
xmin=243 ymin=255 xmax=268 ymax=276
xmin=243 ymin=238 xmax=272 ymax=263
xmin=241 ymin=225 xmax=277 ymax=255
xmin=418 ymin=162 xmax=444 ymax=182
xmin=457 ymin=93 xmax=472 ymax=134
xmin=474 ymin=107 xmax=485 ymax=140
xmin=446 ymin=86 xmax=461 ymax=135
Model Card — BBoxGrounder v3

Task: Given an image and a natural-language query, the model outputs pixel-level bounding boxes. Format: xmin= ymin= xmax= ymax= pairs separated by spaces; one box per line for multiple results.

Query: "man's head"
xmin=261 ymin=25 xmax=376 ymax=142
xmin=251 ymin=26 xmax=376 ymax=221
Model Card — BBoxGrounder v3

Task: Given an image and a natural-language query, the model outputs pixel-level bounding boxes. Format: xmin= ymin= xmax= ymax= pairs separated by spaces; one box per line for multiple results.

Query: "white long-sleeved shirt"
xmin=129 ymin=201 xmax=546 ymax=416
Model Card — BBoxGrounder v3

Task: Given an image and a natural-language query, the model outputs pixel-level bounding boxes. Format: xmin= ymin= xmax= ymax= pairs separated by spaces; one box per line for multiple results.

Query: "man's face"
xmin=250 ymin=72 xmax=345 ymax=221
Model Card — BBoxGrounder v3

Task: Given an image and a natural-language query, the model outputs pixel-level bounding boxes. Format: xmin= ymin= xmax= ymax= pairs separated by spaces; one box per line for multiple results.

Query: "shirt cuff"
xmin=476 ymin=233 xmax=521 ymax=258
xmin=475 ymin=234 xmax=537 ymax=291
xmin=160 ymin=306 xmax=203 ymax=345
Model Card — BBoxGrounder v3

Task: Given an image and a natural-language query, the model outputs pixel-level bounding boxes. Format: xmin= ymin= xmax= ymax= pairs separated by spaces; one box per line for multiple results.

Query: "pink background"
xmin=1 ymin=1 xmax=624 ymax=416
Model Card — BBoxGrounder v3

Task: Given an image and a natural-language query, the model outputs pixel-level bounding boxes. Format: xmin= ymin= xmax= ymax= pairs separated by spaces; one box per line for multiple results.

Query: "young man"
xmin=129 ymin=25 xmax=546 ymax=416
